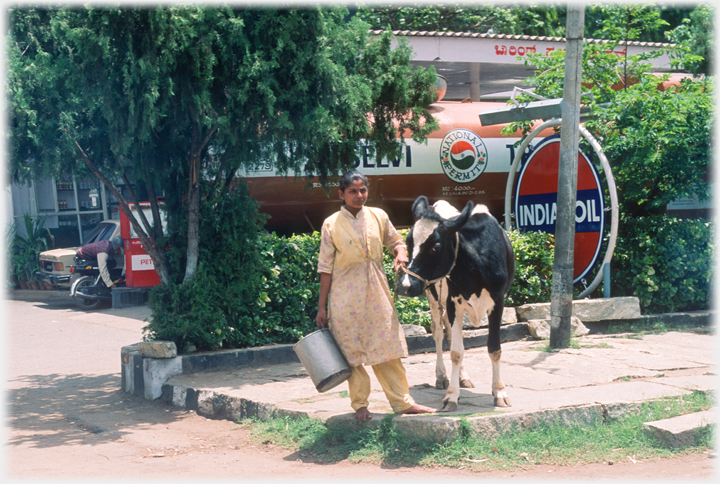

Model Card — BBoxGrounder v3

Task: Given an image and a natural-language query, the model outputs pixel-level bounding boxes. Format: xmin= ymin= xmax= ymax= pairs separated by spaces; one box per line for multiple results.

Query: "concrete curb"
xmin=643 ymin=409 xmax=716 ymax=449
xmin=158 ymin=378 xmax=715 ymax=446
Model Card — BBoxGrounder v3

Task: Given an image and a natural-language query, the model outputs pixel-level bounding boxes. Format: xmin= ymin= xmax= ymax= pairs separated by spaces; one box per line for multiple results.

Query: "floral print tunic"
xmin=317 ymin=206 xmax=408 ymax=366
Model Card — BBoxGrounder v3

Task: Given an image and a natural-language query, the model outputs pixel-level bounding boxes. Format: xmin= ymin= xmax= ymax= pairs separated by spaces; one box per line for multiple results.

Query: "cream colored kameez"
xmin=317 ymin=206 xmax=408 ymax=367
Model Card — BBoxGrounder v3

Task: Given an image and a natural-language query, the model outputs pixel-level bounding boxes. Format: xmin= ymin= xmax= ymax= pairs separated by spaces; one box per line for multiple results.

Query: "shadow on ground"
xmin=7 ymin=372 xmax=188 ymax=450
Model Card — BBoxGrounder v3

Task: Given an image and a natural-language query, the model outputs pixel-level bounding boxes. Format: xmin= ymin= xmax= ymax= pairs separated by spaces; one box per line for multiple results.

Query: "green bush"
xmin=147 ymin=209 xmax=711 ymax=352
xmin=9 ymin=214 xmax=50 ymax=284
xmin=145 ymin=182 xmax=268 ymax=353
xmin=611 ymin=216 xmax=713 ymax=313
xmin=505 ymin=230 xmax=555 ymax=307
xmin=248 ymin=232 xmax=321 ymax=345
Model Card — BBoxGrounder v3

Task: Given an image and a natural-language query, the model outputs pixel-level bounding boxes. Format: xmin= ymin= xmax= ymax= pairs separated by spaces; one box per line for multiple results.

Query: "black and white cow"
xmin=396 ymin=196 xmax=515 ymax=411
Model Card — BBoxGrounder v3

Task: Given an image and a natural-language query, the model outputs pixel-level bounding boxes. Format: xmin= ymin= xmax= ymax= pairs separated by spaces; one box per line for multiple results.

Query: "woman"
xmin=315 ymin=170 xmax=434 ymax=421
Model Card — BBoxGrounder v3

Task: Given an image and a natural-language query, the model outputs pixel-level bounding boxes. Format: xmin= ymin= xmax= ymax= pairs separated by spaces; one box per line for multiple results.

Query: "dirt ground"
xmin=5 ymin=383 xmax=716 ymax=481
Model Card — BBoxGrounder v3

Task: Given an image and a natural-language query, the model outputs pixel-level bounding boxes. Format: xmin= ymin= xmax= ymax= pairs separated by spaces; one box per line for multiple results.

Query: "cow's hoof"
xmin=494 ymin=394 xmax=512 ymax=407
xmin=438 ymin=399 xmax=458 ymax=412
xmin=460 ymin=378 xmax=475 ymax=388
xmin=435 ymin=377 xmax=449 ymax=390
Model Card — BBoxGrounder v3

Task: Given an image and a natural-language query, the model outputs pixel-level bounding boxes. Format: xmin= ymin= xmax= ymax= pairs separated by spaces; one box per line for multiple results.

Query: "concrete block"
xmin=469 ymin=404 xmax=604 ymax=439
xmin=572 ymin=297 xmax=641 ymax=321
xmin=516 ymin=303 xmax=551 ymax=322
xmin=143 ymin=357 xmax=183 ymax=400
xmin=403 ymin=324 xmax=427 ymax=336
xmin=527 ymin=317 xmax=589 ymax=340
xmin=120 ymin=344 xmax=138 ymax=394
xmin=138 ymin=340 xmax=177 ymax=358
xmin=394 ymin=415 xmax=461 ymax=444
xmin=112 ymin=286 xmax=150 ymax=308
xmin=516 ymin=297 xmax=641 ymax=322
xmin=643 ymin=410 xmax=715 ymax=449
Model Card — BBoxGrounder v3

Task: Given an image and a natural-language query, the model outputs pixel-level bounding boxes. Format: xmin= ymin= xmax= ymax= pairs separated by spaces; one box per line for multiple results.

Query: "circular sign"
xmin=439 ymin=129 xmax=488 ymax=183
xmin=513 ymin=135 xmax=605 ymax=283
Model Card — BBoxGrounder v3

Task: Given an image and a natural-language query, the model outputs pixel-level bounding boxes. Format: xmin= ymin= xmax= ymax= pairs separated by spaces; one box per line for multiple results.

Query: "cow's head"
xmin=396 ymin=196 xmax=473 ymax=298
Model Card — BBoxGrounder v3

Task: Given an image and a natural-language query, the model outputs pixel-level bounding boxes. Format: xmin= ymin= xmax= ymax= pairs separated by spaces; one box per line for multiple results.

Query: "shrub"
xmin=147 ymin=210 xmax=711 ymax=352
xmin=246 ymin=232 xmax=321 ymax=345
xmin=9 ymin=214 xmax=51 ymax=284
xmin=505 ymin=230 xmax=555 ymax=307
xmin=145 ymin=182 xmax=268 ymax=353
xmin=611 ymin=216 xmax=713 ymax=313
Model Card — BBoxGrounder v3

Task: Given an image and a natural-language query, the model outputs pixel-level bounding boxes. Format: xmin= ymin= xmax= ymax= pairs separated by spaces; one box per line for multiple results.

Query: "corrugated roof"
xmin=369 ymin=29 xmax=676 ymax=48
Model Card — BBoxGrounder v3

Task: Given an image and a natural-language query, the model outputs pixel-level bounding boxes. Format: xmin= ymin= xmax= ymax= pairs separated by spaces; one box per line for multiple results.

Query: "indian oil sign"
xmin=514 ymin=135 xmax=605 ymax=283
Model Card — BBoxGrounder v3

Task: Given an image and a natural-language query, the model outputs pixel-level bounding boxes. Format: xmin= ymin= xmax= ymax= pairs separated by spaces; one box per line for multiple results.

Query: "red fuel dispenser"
xmin=119 ymin=202 xmax=164 ymax=288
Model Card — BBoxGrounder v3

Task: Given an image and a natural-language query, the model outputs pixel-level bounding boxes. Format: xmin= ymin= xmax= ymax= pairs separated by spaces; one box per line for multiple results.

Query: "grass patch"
xmin=239 ymin=390 xmax=714 ymax=471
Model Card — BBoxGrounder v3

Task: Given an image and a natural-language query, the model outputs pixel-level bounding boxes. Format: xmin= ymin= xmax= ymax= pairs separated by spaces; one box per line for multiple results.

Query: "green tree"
xmin=356 ymin=2 xmax=699 ymax=40
xmin=505 ymin=5 xmax=712 ymax=218
xmin=7 ymin=5 xmax=439 ymax=286
xmin=356 ymin=3 xmax=567 ymax=36
xmin=664 ymin=3 xmax=714 ymax=75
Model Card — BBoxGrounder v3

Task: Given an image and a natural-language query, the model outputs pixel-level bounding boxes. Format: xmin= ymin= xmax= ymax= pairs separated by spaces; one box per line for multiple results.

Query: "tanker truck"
xmin=243 ymin=95 xmax=549 ymax=234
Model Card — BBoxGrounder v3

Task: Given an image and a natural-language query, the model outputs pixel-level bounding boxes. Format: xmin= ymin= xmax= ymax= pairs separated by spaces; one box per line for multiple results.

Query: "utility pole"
xmin=550 ymin=4 xmax=585 ymax=348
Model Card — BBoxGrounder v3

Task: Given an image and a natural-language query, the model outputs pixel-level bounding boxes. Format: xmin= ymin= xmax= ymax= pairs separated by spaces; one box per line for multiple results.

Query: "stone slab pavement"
xmin=163 ymin=330 xmax=716 ymax=443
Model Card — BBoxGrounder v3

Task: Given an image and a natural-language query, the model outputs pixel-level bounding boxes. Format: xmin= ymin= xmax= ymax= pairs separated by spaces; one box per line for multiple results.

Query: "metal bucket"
xmin=293 ymin=328 xmax=351 ymax=393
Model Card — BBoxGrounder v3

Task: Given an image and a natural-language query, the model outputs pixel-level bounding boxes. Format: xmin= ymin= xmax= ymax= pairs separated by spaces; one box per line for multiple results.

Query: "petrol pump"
xmin=119 ymin=202 xmax=165 ymax=288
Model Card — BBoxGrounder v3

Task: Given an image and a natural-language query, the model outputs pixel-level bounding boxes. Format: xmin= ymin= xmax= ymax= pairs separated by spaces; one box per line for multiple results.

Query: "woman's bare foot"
xmin=355 ymin=407 xmax=372 ymax=421
xmin=397 ymin=403 xmax=435 ymax=415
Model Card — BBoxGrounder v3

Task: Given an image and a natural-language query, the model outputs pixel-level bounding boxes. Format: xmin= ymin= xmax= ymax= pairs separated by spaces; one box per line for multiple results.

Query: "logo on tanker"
xmin=440 ymin=129 xmax=488 ymax=183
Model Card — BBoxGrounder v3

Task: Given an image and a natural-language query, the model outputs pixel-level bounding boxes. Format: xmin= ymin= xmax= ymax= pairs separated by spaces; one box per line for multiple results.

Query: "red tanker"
xmin=243 ymin=100 xmax=551 ymax=234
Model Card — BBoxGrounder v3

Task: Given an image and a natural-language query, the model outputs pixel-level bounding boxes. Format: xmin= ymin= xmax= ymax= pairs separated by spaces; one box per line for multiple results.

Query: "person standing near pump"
xmin=76 ymin=236 xmax=124 ymax=289
xmin=315 ymin=170 xmax=435 ymax=421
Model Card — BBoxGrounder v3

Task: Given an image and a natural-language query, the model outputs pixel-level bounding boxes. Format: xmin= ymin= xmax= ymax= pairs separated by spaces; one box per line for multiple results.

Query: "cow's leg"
xmin=426 ymin=284 xmax=448 ymax=389
xmin=443 ymin=308 xmax=474 ymax=387
xmin=448 ymin=315 xmax=473 ymax=388
xmin=487 ymin=300 xmax=511 ymax=407
xmin=439 ymin=303 xmax=464 ymax=412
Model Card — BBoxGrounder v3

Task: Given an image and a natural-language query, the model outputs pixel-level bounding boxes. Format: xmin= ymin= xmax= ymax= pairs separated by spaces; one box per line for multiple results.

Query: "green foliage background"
xmin=611 ymin=216 xmax=713 ymax=313
xmin=144 ymin=215 xmax=559 ymax=352
xmin=145 ymin=207 xmax=713 ymax=354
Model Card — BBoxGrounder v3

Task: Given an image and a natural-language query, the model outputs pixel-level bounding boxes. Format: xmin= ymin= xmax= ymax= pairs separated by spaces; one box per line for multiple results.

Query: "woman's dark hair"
xmin=339 ymin=170 xmax=368 ymax=191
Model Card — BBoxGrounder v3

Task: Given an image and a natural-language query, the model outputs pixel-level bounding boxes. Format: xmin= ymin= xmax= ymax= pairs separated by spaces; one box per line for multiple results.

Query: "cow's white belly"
xmin=452 ymin=288 xmax=495 ymax=327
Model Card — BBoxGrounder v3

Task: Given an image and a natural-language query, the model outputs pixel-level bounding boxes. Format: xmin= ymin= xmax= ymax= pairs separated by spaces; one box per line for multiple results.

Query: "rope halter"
xmin=396 ymin=232 xmax=460 ymax=292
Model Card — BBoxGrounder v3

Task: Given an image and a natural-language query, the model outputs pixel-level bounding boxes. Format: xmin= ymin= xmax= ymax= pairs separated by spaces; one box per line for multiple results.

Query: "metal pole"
xmin=603 ymin=263 xmax=611 ymax=298
xmin=550 ymin=4 xmax=585 ymax=348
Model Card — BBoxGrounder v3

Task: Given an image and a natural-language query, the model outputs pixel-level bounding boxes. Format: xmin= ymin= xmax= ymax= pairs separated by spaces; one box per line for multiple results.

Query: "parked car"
xmin=36 ymin=219 xmax=124 ymax=289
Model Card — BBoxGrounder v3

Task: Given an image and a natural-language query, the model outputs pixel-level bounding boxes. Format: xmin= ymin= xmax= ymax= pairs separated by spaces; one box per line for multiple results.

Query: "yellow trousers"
xmin=347 ymin=358 xmax=415 ymax=413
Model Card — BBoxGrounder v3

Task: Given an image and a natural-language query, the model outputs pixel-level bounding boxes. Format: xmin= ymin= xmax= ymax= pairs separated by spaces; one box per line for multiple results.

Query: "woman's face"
xmin=339 ymin=178 xmax=368 ymax=214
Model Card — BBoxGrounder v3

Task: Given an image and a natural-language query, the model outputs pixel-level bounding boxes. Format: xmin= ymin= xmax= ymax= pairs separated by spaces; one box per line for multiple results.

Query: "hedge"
xmin=611 ymin=215 xmax=713 ymax=314
xmin=145 ymin=216 xmax=712 ymax=352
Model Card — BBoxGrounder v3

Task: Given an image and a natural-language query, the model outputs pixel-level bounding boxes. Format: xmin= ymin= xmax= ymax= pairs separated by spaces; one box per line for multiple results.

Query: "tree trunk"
xmin=72 ymin=140 xmax=172 ymax=285
xmin=183 ymin=152 xmax=201 ymax=284
xmin=182 ymin=122 xmax=216 ymax=285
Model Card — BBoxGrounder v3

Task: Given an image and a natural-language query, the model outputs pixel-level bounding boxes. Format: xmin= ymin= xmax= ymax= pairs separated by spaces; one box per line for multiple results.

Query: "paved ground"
xmin=164 ymin=328 xmax=716 ymax=442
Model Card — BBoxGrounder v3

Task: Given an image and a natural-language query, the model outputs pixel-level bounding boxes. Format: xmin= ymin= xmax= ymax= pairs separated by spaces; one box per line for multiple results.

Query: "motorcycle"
xmin=70 ymin=256 xmax=124 ymax=310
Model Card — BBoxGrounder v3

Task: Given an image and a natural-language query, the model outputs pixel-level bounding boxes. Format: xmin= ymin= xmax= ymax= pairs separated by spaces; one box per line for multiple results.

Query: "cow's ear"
xmin=446 ymin=201 xmax=473 ymax=232
xmin=412 ymin=196 xmax=430 ymax=221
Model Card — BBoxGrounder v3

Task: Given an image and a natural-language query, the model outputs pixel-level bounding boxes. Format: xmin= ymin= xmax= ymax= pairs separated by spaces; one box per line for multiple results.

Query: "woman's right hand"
xmin=315 ymin=308 xmax=328 ymax=329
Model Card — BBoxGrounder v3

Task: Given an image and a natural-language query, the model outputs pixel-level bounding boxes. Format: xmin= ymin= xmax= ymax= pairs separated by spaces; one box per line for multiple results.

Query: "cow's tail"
xmin=503 ymin=232 xmax=516 ymax=296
